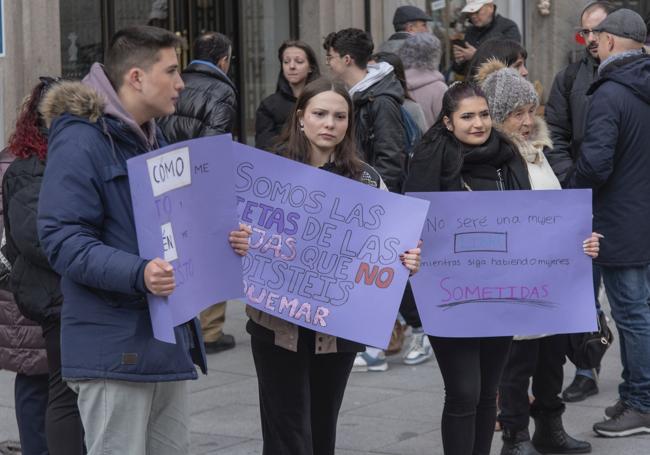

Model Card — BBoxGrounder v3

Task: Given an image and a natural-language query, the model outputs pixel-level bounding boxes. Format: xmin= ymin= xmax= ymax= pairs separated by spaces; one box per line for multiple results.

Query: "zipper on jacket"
xmin=496 ymin=168 xmax=505 ymax=191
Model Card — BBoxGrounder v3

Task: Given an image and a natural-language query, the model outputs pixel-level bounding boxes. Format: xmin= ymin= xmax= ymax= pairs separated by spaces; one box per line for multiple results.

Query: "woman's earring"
xmin=299 ymin=121 xmax=305 ymax=131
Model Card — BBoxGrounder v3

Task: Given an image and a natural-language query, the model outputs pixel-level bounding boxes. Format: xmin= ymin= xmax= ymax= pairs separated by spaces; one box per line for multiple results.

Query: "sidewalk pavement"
xmin=1 ymin=300 xmax=649 ymax=454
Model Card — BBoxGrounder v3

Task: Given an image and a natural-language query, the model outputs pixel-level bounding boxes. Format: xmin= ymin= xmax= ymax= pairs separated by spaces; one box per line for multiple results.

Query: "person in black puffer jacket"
xmin=3 ymin=78 xmax=85 ymax=455
xmin=255 ymin=40 xmax=320 ymax=151
xmin=159 ymin=32 xmax=240 ymax=355
xmin=159 ymin=32 xmax=237 ymax=143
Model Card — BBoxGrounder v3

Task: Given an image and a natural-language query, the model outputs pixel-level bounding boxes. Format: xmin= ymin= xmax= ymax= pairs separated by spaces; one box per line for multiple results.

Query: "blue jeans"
xmin=14 ymin=373 xmax=49 ymax=455
xmin=601 ymin=265 xmax=650 ymax=413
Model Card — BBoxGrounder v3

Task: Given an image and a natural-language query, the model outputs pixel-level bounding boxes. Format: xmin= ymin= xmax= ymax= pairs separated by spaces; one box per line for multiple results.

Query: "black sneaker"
xmin=562 ymin=375 xmax=598 ymax=402
xmin=604 ymin=400 xmax=627 ymax=419
xmin=204 ymin=333 xmax=235 ymax=354
xmin=593 ymin=407 xmax=650 ymax=437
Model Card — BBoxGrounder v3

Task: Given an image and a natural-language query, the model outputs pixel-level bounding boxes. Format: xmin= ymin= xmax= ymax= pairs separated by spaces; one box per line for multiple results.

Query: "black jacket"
xmin=3 ymin=156 xmax=62 ymax=324
xmin=353 ymin=72 xmax=406 ymax=193
xmin=544 ymin=51 xmax=600 ymax=185
xmin=568 ymin=52 xmax=650 ymax=266
xmin=255 ymin=76 xmax=296 ymax=151
xmin=159 ymin=61 xmax=237 ymax=143
xmin=455 ymin=14 xmax=521 ymax=75
xmin=404 ymin=125 xmax=530 ymax=193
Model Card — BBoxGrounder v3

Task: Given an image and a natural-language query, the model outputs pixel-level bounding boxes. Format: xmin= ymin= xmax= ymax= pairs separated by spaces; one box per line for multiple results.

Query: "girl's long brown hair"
xmin=276 ymin=77 xmax=363 ymax=180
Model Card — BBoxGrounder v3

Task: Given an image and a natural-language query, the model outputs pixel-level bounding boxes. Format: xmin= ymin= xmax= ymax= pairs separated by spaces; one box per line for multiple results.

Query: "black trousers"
xmin=399 ymin=281 xmax=422 ymax=328
xmin=430 ymin=336 xmax=512 ymax=455
xmin=251 ymin=333 xmax=355 ymax=455
xmin=42 ymin=320 xmax=86 ymax=455
xmin=498 ymin=336 xmax=566 ymax=432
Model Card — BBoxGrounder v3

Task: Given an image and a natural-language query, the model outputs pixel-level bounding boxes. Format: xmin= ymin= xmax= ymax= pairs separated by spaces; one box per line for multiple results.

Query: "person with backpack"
xmin=544 ymin=0 xmax=616 ymax=404
xmin=323 ymin=28 xmax=407 ymax=371
xmin=370 ymin=52 xmax=435 ymax=367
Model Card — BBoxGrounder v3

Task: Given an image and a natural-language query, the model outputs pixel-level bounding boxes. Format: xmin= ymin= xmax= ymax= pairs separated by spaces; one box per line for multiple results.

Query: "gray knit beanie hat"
xmin=476 ymin=59 xmax=538 ymax=125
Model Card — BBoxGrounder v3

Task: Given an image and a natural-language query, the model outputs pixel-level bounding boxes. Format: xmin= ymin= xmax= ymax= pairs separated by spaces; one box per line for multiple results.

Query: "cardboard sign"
xmin=408 ymin=189 xmax=598 ymax=337
xmin=234 ymin=144 xmax=430 ymax=348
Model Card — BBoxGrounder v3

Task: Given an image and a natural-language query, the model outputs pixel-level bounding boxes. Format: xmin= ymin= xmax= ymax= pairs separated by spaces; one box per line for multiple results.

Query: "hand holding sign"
xmin=229 ymin=224 xmax=253 ymax=256
xmin=144 ymin=258 xmax=175 ymax=296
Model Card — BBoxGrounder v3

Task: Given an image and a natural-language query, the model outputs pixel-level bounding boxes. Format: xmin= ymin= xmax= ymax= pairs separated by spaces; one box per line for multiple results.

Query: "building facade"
xmin=1 ymin=0 xmax=648 ymax=144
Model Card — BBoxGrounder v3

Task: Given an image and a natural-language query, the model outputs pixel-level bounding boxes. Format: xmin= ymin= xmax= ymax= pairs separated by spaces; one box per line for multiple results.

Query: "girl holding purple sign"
xmin=403 ymin=81 xmax=600 ymax=455
xmin=246 ymin=77 xmax=422 ymax=455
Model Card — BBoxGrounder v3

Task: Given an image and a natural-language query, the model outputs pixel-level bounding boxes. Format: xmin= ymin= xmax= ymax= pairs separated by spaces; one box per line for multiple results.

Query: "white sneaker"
xmin=352 ymin=350 xmax=388 ymax=372
xmin=403 ymin=329 xmax=433 ymax=365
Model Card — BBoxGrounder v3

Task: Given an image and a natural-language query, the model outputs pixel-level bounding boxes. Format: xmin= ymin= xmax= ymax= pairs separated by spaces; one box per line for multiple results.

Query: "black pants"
xmin=498 ymin=336 xmax=566 ymax=431
xmin=14 ymin=372 xmax=49 ymax=455
xmin=430 ymin=336 xmax=512 ymax=455
xmin=399 ymin=281 xmax=422 ymax=328
xmin=42 ymin=320 xmax=85 ymax=455
xmin=251 ymin=334 xmax=355 ymax=455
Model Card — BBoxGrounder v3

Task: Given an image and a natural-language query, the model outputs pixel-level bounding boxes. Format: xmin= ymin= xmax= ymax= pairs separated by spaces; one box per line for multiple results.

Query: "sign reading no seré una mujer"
xmin=408 ymin=189 xmax=598 ymax=338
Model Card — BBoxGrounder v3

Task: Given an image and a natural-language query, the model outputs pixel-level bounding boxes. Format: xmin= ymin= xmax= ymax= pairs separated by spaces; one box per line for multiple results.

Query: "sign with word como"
xmin=235 ymin=144 xmax=430 ymax=348
xmin=127 ymin=135 xmax=243 ymax=343
xmin=408 ymin=189 xmax=598 ymax=337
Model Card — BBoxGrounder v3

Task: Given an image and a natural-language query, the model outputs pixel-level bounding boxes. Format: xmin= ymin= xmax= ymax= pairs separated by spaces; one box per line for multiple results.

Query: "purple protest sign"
xmin=408 ymin=190 xmax=598 ymax=337
xmin=234 ymin=144 xmax=430 ymax=348
xmin=127 ymin=135 xmax=244 ymax=343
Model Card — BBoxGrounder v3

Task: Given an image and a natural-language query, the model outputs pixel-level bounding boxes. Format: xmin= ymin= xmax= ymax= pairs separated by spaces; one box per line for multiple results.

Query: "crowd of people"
xmin=0 ymin=0 xmax=649 ymax=454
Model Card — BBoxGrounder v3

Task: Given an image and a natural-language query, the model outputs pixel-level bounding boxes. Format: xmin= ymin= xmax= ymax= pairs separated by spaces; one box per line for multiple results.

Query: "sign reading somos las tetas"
xmin=234 ymin=144 xmax=430 ymax=349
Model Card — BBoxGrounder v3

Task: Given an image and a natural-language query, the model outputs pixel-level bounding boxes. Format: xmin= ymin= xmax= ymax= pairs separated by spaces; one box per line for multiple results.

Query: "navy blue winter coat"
xmin=568 ymin=52 xmax=650 ymax=266
xmin=37 ymin=80 xmax=207 ymax=381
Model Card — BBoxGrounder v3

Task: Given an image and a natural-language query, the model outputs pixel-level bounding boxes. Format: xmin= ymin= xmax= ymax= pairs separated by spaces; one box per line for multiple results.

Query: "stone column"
xmin=525 ymin=0 xmax=585 ymax=103
xmin=0 ymin=0 xmax=61 ymax=144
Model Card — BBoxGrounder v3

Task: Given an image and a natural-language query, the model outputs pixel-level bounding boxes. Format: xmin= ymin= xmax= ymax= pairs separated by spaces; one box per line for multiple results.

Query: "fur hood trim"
xmin=499 ymin=117 xmax=553 ymax=165
xmin=475 ymin=58 xmax=507 ymax=85
xmin=39 ymin=81 xmax=105 ymax=128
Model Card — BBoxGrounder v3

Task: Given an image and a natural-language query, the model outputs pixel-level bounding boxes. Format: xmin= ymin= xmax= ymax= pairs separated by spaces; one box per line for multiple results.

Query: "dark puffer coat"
xmin=454 ymin=14 xmax=521 ymax=75
xmin=255 ymin=76 xmax=296 ymax=151
xmin=159 ymin=61 xmax=237 ymax=143
xmin=544 ymin=50 xmax=600 ymax=185
xmin=353 ymin=72 xmax=406 ymax=193
xmin=568 ymin=52 xmax=650 ymax=266
xmin=0 ymin=150 xmax=47 ymax=375
xmin=3 ymin=155 xmax=62 ymax=324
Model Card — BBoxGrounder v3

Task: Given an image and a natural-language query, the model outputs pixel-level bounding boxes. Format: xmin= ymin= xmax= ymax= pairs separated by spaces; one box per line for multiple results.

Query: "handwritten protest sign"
xmin=234 ymin=144 xmax=430 ymax=348
xmin=408 ymin=190 xmax=598 ymax=337
xmin=128 ymin=135 xmax=244 ymax=343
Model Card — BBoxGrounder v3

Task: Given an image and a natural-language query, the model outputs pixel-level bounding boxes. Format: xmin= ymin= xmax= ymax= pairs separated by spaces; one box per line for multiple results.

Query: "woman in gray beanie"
xmin=404 ymin=79 xmax=601 ymax=454
xmin=477 ymin=59 xmax=594 ymax=455
xmin=398 ymin=33 xmax=448 ymax=128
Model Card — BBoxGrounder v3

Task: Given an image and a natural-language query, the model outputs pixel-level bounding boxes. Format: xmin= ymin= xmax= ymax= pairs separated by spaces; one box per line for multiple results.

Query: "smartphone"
xmin=451 ymin=38 xmax=467 ymax=48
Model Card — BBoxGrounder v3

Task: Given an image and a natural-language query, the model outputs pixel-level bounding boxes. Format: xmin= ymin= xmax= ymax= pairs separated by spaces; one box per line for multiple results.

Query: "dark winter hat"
xmin=393 ymin=5 xmax=433 ymax=26
xmin=593 ymin=8 xmax=647 ymax=43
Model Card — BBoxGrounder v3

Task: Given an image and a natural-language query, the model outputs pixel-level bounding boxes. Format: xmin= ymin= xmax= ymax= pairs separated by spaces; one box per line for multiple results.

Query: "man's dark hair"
xmin=105 ymin=26 xmax=182 ymax=89
xmin=581 ymin=1 xmax=616 ymax=22
xmin=193 ymin=32 xmax=232 ymax=64
xmin=323 ymin=28 xmax=374 ymax=70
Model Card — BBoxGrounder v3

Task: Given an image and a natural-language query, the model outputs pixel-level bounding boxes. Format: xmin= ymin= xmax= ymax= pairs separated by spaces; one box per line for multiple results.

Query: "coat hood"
xmin=40 ymin=63 xmax=157 ymax=148
xmin=40 ymin=81 xmax=105 ymax=128
xmin=590 ymin=52 xmax=650 ymax=104
xmin=405 ymin=68 xmax=445 ymax=91
xmin=351 ymin=62 xmax=404 ymax=104
xmin=498 ymin=116 xmax=553 ymax=165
